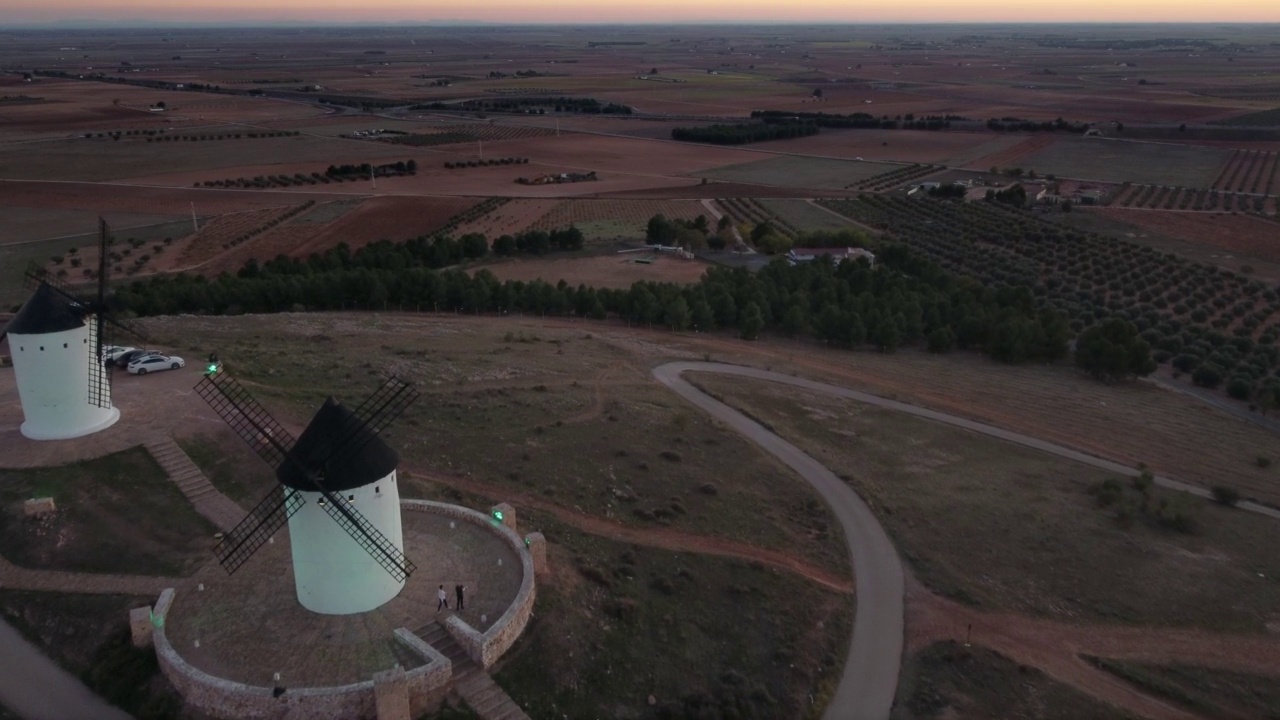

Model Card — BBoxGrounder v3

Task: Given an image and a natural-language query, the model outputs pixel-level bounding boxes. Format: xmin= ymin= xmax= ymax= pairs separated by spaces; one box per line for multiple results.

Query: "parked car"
xmin=112 ymin=349 xmax=152 ymax=368
xmin=127 ymin=354 xmax=185 ymax=375
xmin=100 ymin=345 xmax=136 ymax=365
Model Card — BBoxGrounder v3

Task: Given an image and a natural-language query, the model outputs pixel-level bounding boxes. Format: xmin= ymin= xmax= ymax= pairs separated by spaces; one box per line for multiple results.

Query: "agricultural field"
xmin=698 ymin=155 xmax=900 ymax=190
xmin=173 ymin=205 xmax=306 ymax=269
xmin=1210 ymin=149 xmax=1279 ymax=195
xmin=449 ymin=198 xmax=562 ymax=238
xmin=754 ymin=129 xmax=1026 ymax=167
xmin=1092 ymin=209 xmax=1280 ymax=279
xmin=286 ymin=196 xmax=481 ymax=255
xmin=2 ymin=206 xmax=184 ymax=244
xmin=1019 ymin=138 xmax=1234 ymax=187
xmin=821 ymin=195 xmax=1280 ymax=406
xmin=0 ymin=133 xmax=409 ymax=183
xmin=756 ymin=199 xmax=862 ymax=234
xmin=529 ymin=199 xmax=708 ymax=240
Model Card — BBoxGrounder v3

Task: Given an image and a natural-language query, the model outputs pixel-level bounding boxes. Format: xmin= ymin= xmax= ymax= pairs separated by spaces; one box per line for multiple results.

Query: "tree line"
xmin=671 ymin=122 xmax=818 ymax=145
xmin=751 ymin=111 xmax=964 ymax=131
xmin=117 ymin=238 xmax=1068 ymax=365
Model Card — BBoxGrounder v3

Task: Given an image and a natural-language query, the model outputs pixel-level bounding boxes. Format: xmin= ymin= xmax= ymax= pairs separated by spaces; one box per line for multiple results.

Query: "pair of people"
xmin=436 ymin=583 xmax=465 ymax=611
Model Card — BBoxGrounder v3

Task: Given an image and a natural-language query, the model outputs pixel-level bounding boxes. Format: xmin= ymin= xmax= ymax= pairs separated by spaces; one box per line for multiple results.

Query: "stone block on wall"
xmin=525 ymin=532 xmax=547 ymax=575
xmin=490 ymin=502 xmax=516 ymax=531
xmin=129 ymin=606 xmax=154 ymax=648
xmin=373 ymin=666 xmax=410 ymax=720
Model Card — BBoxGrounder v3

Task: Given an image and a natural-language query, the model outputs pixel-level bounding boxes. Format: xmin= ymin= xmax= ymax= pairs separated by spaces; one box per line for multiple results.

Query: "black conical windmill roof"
xmin=3 ymin=283 xmax=86 ymax=336
xmin=276 ymin=397 xmax=399 ymax=492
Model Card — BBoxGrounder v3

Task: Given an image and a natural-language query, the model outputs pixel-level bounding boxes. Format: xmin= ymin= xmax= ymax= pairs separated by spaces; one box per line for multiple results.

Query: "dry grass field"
xmin=1019 ymin=138 xmax=1234 ymax=187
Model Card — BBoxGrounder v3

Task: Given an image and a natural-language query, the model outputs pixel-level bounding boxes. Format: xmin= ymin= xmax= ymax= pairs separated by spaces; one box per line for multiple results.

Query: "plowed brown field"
xmin=287 ymin=196 xmax=481 ymax=256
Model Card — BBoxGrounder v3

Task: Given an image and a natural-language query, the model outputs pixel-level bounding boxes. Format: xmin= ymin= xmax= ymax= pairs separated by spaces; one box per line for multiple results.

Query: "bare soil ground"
xmin=1097 ymin=209 xmax=1280 ymax=266
xmin=451 ymin=198 xmax=562 ymax=238
xmin=0 ymin=179 xmax=350 ymax=219
xmin=752 ymin=129 xmax=1025 ymax=166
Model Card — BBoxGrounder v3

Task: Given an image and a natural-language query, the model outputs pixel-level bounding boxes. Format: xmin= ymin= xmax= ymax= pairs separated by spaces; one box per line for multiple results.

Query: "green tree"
xmin=664 ymin=296 xmax=691 ymax=331
xmin=739 ymin=302 xmax=763 ymax=341
xmin=1074 ymin=318 xmax=1157 ymax=382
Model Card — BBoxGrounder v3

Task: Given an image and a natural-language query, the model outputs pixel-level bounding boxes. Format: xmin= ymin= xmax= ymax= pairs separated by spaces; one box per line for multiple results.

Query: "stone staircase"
xmin=144 ymin=436 xmax=245 ymax=532
xmin=416 ymin=620 xmax=530 ymax=720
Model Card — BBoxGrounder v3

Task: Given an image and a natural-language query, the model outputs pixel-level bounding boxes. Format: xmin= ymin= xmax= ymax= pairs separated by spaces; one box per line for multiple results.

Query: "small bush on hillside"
xmin=1211 ymin=485 xmax=1240 ymax=506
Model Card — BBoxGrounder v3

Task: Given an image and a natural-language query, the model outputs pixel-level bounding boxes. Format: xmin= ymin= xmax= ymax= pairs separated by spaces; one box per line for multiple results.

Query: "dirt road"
xmin=653 ymin=361 xmax=904 ymax=720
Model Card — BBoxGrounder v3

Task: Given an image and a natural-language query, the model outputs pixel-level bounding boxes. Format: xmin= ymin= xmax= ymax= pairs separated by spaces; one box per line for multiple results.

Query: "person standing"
xmin=455 ymin=584 xmax=465 ymax=611
xmin=436 ymin=585 xmax=448 ymax=612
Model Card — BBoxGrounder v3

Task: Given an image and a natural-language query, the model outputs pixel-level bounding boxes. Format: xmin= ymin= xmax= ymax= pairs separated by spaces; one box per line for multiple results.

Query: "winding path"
xmin=653 ymin=362 xmax=905 ymax=720
xmin=652 ymin=360 xmax=1280 ymax=720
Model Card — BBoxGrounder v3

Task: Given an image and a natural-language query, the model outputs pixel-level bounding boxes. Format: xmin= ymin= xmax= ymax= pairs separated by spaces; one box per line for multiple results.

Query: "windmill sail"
xmin=214 ymin=487 xmax=306 ymax=573
xmin=195 ymin=372 xmax=298 ymax=470
xmin=317 ymin=492 xmax=416 ymax=582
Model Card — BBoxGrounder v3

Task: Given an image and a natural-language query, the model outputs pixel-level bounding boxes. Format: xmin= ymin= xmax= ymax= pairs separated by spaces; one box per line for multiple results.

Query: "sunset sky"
xmin=4 ymin=0 xmax=1280 ymax=25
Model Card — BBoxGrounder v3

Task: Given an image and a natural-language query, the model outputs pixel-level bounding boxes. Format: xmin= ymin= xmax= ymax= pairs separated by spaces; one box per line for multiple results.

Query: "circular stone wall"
xmin=154 ymin=500 xmax=535 ymax=720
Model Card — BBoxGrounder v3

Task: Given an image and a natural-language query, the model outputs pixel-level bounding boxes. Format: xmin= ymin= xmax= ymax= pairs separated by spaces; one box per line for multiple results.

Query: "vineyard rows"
xmin=1110 ymin=183 xmax=1276 ymax=214
xmin=853 ymin=164 xmax=943 ymax=192
xmin=716 ymin=197 xmax=797 ymax=238
xmin=819 ymin=195 xmax=1280 ymax=401
xmin=439 ymin=197 xmax=512 ymax=236
xmin=177 ymin=204 xmax=312 ymax=267
xmin=1212 ymin=150 xmax=1279 ymax=194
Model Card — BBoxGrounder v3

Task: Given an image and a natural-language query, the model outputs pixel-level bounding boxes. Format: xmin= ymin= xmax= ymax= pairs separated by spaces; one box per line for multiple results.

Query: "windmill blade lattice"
xmin=214 ymin=487 xmax=306 ymax=574
xmin=195 ymin=372 xmax=298 ymax=470
xmin=329 ymin=377 xmax=420 ymax=462
xmin=317 ymin=490 xmax=416 ymax=582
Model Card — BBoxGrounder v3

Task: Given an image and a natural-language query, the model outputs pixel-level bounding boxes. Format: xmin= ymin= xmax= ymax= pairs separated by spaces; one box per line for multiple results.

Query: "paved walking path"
xmin=0 ymin=620 xmax=134 ymax=720
xmin=653 ymin=362 xmax=904 ymax=720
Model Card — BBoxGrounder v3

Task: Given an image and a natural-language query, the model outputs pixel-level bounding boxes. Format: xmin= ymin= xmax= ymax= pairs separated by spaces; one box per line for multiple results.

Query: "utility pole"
xmin=478 ymin=139 xmax=483 ymax=161
xmin=190 ymin=202 xmax=198 ymax=232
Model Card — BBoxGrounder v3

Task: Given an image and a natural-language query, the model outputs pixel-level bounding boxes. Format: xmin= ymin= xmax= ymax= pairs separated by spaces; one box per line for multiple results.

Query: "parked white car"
xmin=101 ymin=345 xmax=136 ymax=364
xmin=127 ymin=354 xmax=185 ymax=375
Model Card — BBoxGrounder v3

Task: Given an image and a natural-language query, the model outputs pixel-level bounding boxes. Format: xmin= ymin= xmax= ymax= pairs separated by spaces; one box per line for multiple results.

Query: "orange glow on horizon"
xmin=5 ymin=0 xmax=1280 ymax=24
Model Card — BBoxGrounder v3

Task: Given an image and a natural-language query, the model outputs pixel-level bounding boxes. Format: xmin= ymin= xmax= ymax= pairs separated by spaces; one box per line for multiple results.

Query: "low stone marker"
xmin=526 ymin=532 xmax=547 ymax=575
xmin=373 ymin=665 xmax=410 ymax=720
xmin=490 ymin=502 xmax=517 ymax=531
xmin=23 ymin=497 xmax=55 ymax=517
xmin=129 ymin=606 xmax=154 ymax=648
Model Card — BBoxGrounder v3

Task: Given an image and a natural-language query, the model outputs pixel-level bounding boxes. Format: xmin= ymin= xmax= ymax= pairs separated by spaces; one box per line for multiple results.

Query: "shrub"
xmin=1211 ymin=485 xmax=1240 ymax=506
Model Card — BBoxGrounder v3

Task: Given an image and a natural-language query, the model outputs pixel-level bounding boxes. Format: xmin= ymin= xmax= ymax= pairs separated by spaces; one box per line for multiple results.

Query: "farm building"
xmin=787 ymin=247 xmax=876 ymax=267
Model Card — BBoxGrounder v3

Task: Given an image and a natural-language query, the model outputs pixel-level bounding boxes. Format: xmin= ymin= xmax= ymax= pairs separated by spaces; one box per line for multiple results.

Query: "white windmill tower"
xmin=2 ymin=220 xmax=147 ymax=440
xmin=195 ymin=369 xmax=419 ymax=615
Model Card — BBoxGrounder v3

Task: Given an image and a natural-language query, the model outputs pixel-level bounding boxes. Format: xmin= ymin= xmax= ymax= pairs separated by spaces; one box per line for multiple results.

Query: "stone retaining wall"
xmin=401 ymin=500 xmax=537 ymax=669
xmin=153 ymin=590 xmax=452 ymax=720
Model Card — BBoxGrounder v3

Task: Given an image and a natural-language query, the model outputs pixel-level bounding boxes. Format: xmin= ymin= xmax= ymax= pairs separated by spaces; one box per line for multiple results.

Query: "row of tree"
xmin=985 ymin=117 xmax=1091 ymax=133
xmin=751 ymin=111 xmax=963 ymax=131
xmin=671 ymin=122 xmax=818 ymax=145
xmin=118 ymin=241 xmax=1071 ymax=364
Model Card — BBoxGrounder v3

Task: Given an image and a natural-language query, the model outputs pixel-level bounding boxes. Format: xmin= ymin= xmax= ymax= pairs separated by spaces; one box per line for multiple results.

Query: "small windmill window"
xmin=375 ymin=486 xmax=380 ymax=494
xmin=63 ymin=343 xmax=68 ymax=348
xmin=40 ymin=346 xmax=44 ymax=351
xmin=348 ymin=494 xmax=355 ymax=502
